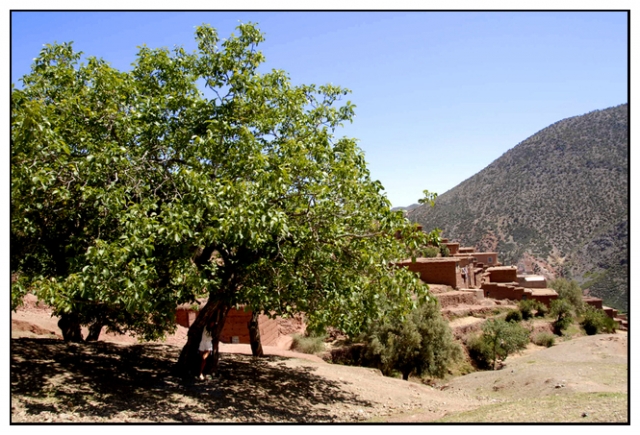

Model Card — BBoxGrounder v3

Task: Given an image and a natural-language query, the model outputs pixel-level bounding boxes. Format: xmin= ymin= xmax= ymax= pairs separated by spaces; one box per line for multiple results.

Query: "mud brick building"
xmin=176 ymin=303 xmax=304 ymax=346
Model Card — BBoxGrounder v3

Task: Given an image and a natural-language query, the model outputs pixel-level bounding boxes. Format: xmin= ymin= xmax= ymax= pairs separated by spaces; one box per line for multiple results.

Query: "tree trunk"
xmin=86 ymin=321 xmax=103 ymax=341
xmin=248 ymin=310 xmax=264 ymax=357
xmin=175 ymin=299 xmax=230 ymax=378
xmin=58 ymin=312 xmax=83 ymax=342
xmin=402 ymin=370 xmax=410 ymax=381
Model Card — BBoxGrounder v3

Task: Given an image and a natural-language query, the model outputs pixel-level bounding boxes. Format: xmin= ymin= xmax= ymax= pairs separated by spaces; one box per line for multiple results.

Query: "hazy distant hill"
xmin=391 ymin=203 xmax=421 ymax=213
xmin=407 ymin=104 xmax=628 ymax=310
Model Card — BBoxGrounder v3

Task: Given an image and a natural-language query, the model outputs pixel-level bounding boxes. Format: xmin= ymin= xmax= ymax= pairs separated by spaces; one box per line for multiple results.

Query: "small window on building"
xmin=487 ymin=257 xmax=493 ymax=263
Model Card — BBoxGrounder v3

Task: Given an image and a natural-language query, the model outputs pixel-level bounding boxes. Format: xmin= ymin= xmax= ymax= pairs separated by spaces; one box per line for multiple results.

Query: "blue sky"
xmin=10 ymin=10 xmax=629 ymax=207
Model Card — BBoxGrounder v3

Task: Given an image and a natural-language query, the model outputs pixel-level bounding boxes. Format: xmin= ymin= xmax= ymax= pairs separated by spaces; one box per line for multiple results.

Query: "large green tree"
xmin=11 ymin=23 xmax=429 ymax=376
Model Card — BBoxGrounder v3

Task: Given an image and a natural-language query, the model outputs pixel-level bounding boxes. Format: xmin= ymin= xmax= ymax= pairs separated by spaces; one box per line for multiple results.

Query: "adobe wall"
xmin=176 ymin=308 xmax=197 ymax=328
xmin=456 ymin=256 xmax=474 ymax=267
xmin=603 ymin=307 xmax=618 ymax=319
xmin=481 ymin=282 xmax=529 ymax=301
xmin=487 ymin=266 xmax=518 ymax=283
xmin=175 ymin=306 xmax=284 ymax=346
xmin=220 ymin=308 xmax=253 ymax=343
xmin=530 ymin=292 xmax=558 ymax=307
xmin=444 ymin=242 xmax=459 ymax=255
xmin=220 ymin=309 xmax=281 ymax=346
xmin=583 ymin=297 xmax=603 ymax=310
xmin=397 ymin=258 xmax=460 ymax=288
xmin=458 ymin=247 xmax=475 ymax=254
xmin=473 ymin=252 xmax=498 ymax=267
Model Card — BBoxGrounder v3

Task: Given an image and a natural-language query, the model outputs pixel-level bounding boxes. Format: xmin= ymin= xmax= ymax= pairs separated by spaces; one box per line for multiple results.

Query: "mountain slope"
xmin=407 ymin=104 xmax=628 ymax=310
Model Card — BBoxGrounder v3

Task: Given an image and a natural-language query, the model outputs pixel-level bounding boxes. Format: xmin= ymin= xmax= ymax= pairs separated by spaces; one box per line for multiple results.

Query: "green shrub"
xmin=580 ymin=306 xmax=618 ymax=335
xmin=466 ymin=318 xmax=530 ymax=370
xmin=439 ymin=244 xmax=451 ymax=257
xmin=518 ymin=299 xmax=545 ymax=320
xmin=532 ymin=332 xmax=556 ymax=347
xmin=535 ymin=302 xmax=549 ymax=317
xmin=465 ymin=333 xmax=493 ymax=370
xmin=550 ymin=299 xmax=574 ymax=335
xmin=290 ymin=333 xmax=326 ymax=354
xmin=362 ymin=300 xmax=462 ymax=380
xmin=550 ymin=278 xmax=584 ymax=313
xmin=422 ymin=246 xmax=439 ymax=258
xmin=505 ymin=309 xmax=523 ymax=323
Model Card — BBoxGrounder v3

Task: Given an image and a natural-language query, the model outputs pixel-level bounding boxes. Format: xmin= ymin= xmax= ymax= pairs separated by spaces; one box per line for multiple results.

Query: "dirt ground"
xmin=10 ymin=295 xmax=629 ymax=423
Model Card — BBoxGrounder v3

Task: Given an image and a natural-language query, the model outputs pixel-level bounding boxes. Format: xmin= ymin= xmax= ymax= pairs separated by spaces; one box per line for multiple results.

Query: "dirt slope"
xmin=11 ymin=297 xmax=629 ymax=423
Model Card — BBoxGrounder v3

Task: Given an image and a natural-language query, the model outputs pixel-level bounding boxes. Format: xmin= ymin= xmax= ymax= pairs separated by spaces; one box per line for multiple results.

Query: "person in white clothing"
xmin=198 ymin=327 xmax=214 ymax=380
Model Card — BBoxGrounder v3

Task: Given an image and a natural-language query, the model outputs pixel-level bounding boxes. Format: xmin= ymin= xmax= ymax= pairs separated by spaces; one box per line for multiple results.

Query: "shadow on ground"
xmin=11 ymin=337 xmax=370 ymax=422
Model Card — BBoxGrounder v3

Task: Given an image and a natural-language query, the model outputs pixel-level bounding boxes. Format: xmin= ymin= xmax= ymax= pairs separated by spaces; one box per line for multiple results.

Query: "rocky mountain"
xmin=407 ymin=104 xmax=629 ymax=310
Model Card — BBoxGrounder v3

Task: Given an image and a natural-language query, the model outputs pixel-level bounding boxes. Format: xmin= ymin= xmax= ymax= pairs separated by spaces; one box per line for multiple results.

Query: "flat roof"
xmin=486 ymin=266 xmax=516 ymax=271
xmin=523 ymin=276 xmax=546 ymax=281
xmin=531 ymin=289 xmax=558 ymax=296
xmin=397 ymin=257 xmax=460 ymax=263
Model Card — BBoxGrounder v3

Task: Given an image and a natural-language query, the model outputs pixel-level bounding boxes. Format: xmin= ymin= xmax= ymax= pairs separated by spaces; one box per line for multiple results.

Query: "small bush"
xmin=550 ymin=299 xmax=574 ymax=335
xmin=466 ymin=319 xmax=530 ymax=370
xmin=290 ymin=333 xmax=326 ymax=354
xmin=550 ymin=278 xmax=584 ymax=313
xmin=581 ymin=306 xmax=618 ymax=335
xmin=505 ymin=309 xmax=523 ymax=323
xmin=535 ymin=302 xmax=548 ymax=317
xmin=422 ymin=246 xmax=439 ymax=258
xmin=532 ymin=332 xmax=556 ymax=347
xmin=439 ymin=244 xmax=450 ymax=257
xmin=465 ymin=333 xmax=493 ymax=370
xmin=519 ymin=299 xmax=545 ymax=320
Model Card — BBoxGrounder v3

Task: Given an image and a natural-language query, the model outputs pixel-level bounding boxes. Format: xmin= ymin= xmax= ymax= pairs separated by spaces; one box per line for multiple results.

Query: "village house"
xmin=176 ymin=233 xmax=627 ymax=343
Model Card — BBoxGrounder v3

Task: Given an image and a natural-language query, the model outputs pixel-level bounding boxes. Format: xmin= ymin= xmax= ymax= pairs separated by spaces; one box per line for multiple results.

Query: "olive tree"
xmin=362 ymin=299 xmax=461 ymax=380
xmin=11 ymin=23 xmax=430 ymax=377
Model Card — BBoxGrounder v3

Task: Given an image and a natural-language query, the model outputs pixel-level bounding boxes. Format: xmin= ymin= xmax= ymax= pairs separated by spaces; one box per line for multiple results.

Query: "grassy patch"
xmin=436 ymin=392 xmax=627 ymax=423
xmin=290 ymin=334 xmax=326 ymax=354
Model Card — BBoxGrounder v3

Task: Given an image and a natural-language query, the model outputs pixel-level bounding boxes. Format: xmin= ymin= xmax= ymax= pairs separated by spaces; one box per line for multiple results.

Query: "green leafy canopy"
xmin=11 ymin=23 xmax=430 ymax=340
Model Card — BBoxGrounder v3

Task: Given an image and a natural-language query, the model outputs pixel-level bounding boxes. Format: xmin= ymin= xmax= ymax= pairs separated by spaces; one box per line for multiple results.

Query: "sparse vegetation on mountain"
xmin=407 ymin=104 xmax=628 ymax=310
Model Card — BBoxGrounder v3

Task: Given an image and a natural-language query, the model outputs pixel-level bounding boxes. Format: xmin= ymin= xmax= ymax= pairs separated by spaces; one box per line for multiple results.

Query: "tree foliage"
xmin=11 ymin=24 xmax=430 ymax=372
xmin=550 ymin=278 xmax=584 ymax=313
xmin=361 ymin=300 xmax=461 ymax=380
xmin=580 ymin=306 xmax=617 ymax=335
xmin=466 ymin=318 xmax=530 ymax=370
xmin=549 ymin=299 xmax=574 ymax=335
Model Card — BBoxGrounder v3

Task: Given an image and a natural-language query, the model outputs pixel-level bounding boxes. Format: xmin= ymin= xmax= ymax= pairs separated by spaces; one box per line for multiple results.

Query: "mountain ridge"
xmin=407 ymin=103 xmax=629 ymax=310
